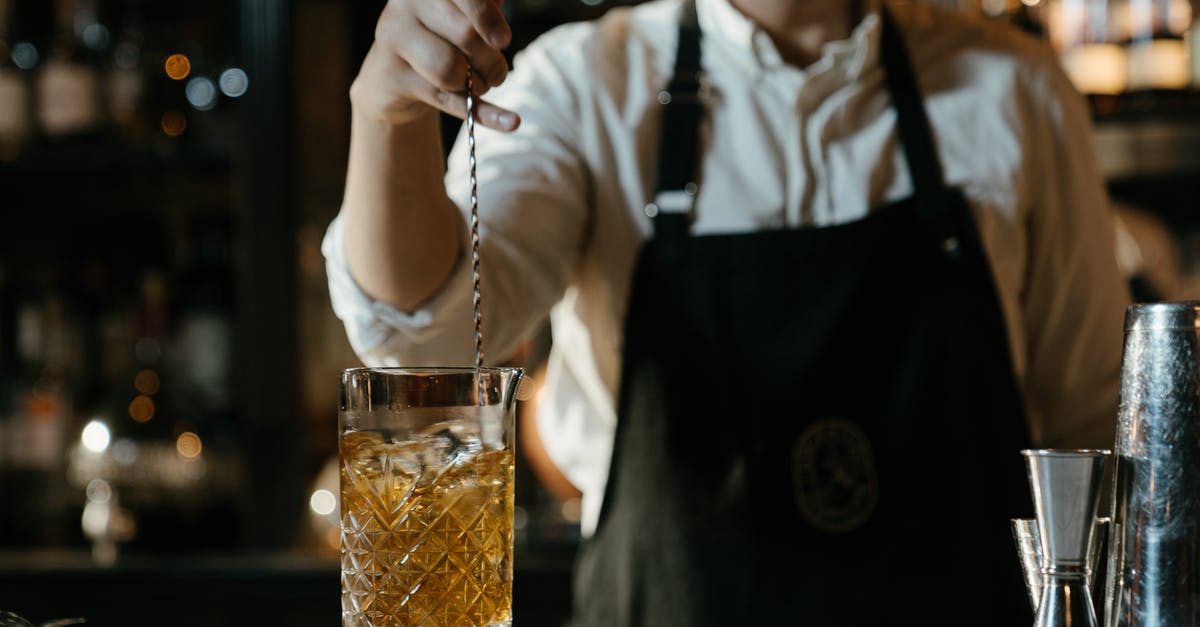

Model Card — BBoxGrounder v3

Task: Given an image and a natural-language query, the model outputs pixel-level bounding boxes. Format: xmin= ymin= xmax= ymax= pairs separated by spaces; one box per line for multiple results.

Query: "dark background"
xmin=0 ymin=0 xmax=1197 ymax=625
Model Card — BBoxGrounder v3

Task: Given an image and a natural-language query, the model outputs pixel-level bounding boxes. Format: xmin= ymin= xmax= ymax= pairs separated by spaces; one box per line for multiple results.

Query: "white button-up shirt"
xmin=323 ymin=0 xmax=1130 ymax=535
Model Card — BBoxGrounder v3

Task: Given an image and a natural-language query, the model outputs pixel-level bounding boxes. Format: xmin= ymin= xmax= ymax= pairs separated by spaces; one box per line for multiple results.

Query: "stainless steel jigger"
xmin=1024 ymin=449 xmax=1110 ymax=627
xmin=1012 ymin=516 xmax=1110 ymax=613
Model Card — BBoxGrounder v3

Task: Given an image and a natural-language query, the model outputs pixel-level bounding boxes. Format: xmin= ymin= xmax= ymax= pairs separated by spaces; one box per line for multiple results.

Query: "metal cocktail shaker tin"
xmin=1105 ymin=302 xmax=1200 ymax=626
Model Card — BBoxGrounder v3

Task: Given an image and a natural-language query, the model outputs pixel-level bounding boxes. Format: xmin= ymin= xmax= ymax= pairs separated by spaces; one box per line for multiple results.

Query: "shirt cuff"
xmin=322 ymin=211 xmax=473 ymax=359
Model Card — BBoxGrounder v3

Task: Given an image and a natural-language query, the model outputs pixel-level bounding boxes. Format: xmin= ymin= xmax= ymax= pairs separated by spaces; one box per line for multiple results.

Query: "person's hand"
xmin=350 ymin=0 xmax=520 ymax=132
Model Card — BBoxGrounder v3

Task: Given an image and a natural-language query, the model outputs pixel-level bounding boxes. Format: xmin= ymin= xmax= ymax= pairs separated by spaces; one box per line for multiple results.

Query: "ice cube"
xmin=340 ymin=429 xmax=384 ymax=460
xmin=385 ymin=440 xmax=424 ymax=480
xmin=416 ymin=422 xmax=483 ymax=486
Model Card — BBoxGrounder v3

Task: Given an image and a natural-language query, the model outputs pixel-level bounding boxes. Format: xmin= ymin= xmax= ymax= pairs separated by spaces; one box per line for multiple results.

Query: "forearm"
xmin=343 ymin=108 xmax=464 ymax=312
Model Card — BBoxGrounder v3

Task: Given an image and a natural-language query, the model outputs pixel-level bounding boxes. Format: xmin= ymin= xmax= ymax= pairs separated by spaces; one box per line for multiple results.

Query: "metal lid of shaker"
xmin=1124 ymin=300 xmax=1200 ymax=331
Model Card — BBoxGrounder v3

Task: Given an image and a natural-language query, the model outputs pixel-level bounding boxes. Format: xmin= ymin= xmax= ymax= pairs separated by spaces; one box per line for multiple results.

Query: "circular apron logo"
xmin=791 ymin=417 xmax=879 ymax=533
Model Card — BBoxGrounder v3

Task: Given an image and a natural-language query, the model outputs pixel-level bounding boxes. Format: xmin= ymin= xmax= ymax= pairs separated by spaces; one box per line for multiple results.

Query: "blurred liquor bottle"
xmin=170 ymin=217 xmax=233 ymax=421
xmin=34 ymin=0 xmax=103 ymax=139
xmin=1192 ymin=11 xmax=1200 ymax=85
xmin=0 ymin=0 xmax=31 ymax=160
xmin=916 ymin=0 xmax=1195 ymax=100
xmin=1036 ymin=0 xmax=1194 ymax=95
xmin=1 ymin=275 xmax=80 ymax=546
xmin=106 ymin=0 xmax=146 ymax=143
xmin=1125 ymin=0 xmax=1192 ymax=90
xmin=1045 ymin=0 xmax=1130 ymax=95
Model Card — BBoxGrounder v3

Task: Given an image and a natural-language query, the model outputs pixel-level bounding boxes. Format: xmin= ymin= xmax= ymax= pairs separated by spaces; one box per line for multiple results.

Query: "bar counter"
xmin=0 ymin=546 xmax=575 ymax=627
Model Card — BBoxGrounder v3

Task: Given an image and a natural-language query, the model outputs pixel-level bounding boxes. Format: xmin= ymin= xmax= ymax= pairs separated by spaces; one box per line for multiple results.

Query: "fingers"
xmin=414 ymin=2 xmax=509 ymax=89
xmin=449 ymin=0 xmax=511 ymax=49
xmin=362 ymin=0 xmax=518 ymax=131
xmin=472 ymin=100 xmax=521 ymax=132
xmin=398 ymin=25 xmax=475 ymax=94
xmin=425 ymin=79 xmax=522 ymax=132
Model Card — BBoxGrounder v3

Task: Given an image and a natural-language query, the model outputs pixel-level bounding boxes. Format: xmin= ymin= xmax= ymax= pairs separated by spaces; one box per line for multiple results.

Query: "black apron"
xmin=572 ymin=4 xmax=1033 ymax=625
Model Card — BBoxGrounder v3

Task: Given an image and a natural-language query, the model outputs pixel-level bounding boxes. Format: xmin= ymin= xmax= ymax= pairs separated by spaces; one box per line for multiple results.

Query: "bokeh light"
xmin=176 ymin=432 xmax=202 ymax=458
xmin=516 ymin=376 xmax=536 ymax=401
xmin=86 ymin=478 xmax=112 ymax=504
xmin=134 ymin=369 xmax=160 ymax=395
xmin=218 ymin=68 xmax=249 ymax=97
xmin=134 ymin=337 xmax=161 ymax=363
xmin=560 ymin=497 xmax=582 ymax=523
xmin=160 ymin=110 xmax=187 ymax=137
xmin=81 ymin=502 xmax=109 ymax=538
xmin=185 ymin=77 xmax=217 ymax=111
xmin=309 ymin=489 xmax=336 ymax=516
xmin=81 ymin=420 xmax=111 ymax=453
xmin=164 ymin=53 xmax=191 ymax=80
xmin=11 ymin=41 xmax=37 ymax=70
xmin=82 ymin=23 xmax=110 ymax=51
xmin=128 ymin=395 xmax=155 ymax=422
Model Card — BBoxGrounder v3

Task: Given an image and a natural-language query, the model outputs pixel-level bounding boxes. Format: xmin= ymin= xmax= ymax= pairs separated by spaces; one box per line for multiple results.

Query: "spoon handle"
xmin=466 ymin=66 xmax=485 ymax=405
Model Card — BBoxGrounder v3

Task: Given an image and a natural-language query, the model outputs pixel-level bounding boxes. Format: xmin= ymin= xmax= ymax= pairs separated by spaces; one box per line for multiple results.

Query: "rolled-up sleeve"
xmin=323 ymin=26 xmax=592 ymax=368
xmin=322 ymin=212 xmax=477 ymax=366
xmin=1019 ymin=50 xmax=1130 ymax=449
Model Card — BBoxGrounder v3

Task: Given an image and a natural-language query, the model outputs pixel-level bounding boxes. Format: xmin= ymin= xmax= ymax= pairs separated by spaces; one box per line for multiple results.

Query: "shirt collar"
xmin=696 ymin=0 xmax=883 ymax=84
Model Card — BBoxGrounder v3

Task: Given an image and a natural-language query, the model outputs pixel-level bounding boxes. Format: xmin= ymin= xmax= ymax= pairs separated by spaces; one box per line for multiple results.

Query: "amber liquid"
xmin=340 ymin=430 xmax=514 ymax=627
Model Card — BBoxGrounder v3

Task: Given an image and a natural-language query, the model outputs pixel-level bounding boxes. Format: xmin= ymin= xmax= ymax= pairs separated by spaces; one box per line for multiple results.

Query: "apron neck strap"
xmin=878 ymin=7 xmax=949 ymax=200
xmin=649 ymin=0 xmax=702 ymax=220
xmin=649 ymin=2 xmax=951 ymax=227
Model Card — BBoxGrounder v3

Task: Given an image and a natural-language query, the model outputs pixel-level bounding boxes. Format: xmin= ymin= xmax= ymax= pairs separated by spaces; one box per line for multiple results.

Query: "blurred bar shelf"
xmin=1090 ymin=90 xmax=1200 ymax=181
xmin=0 ymin=143 xmax=232 ymax=177
xmin=1094 ymin=118 xmax=1200 ymax=181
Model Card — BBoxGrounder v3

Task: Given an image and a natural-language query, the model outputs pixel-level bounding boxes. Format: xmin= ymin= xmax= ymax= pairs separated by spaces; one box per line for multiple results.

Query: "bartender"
xmin=323 ymin=0 xmax=1129 ymax=623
